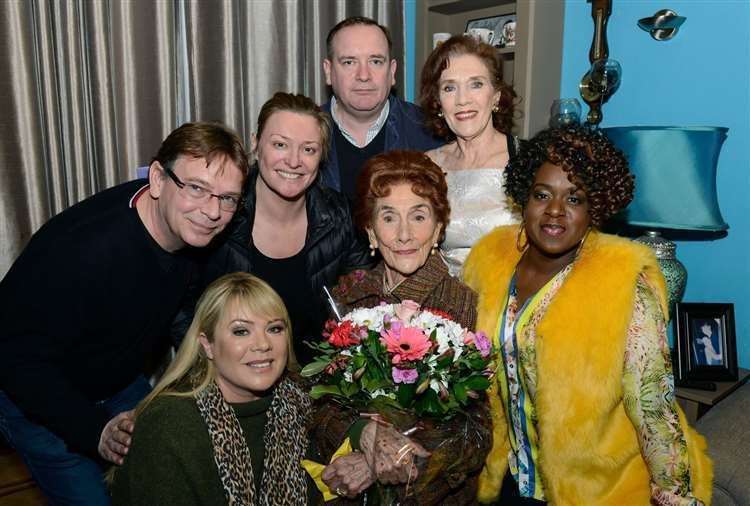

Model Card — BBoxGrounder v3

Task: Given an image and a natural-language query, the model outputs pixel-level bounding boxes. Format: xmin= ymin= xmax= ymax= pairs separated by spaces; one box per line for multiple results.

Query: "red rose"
xmin=423 ymin=307 xmax=454 ymax=321
xmin=328 ymin=320 xmax=361 ymax=347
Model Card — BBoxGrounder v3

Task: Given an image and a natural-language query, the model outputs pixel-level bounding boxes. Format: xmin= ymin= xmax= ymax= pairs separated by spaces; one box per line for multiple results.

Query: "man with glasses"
xmin=0 ymin=122 xmax=248 ymax=504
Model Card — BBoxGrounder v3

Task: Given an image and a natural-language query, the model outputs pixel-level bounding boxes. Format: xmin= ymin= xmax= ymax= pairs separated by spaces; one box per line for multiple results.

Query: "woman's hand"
xmin=359 ymin=421 xmax=430 ymax=485
xmin=321 ymin=452 xmax=376 ymax=498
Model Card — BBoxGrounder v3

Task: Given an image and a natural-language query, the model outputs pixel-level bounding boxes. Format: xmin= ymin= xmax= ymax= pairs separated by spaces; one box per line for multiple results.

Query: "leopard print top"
xmin=195 ymin=376 xmax=311 ymax=505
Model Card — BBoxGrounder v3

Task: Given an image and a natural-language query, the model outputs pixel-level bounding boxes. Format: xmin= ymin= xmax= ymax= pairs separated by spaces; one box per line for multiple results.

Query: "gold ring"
xmin=335 ymin=487 xmax=345 ymax=496
xmin=396 ymin=444 xmax=413 ymax=464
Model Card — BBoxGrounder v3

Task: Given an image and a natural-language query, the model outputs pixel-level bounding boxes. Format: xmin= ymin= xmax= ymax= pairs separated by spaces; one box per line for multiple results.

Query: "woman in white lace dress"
xmin=420 ymin=35 xmax=521 ymax=276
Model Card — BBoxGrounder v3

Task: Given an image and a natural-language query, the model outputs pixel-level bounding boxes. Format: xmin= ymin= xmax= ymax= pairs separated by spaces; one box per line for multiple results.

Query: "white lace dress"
xmin=442 ymin=168 xmax=520 ymax=277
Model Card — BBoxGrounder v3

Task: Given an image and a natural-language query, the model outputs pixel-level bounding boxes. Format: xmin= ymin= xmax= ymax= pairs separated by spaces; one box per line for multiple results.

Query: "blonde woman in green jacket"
xmin=110 ymin=273 xmax=319 ymax=505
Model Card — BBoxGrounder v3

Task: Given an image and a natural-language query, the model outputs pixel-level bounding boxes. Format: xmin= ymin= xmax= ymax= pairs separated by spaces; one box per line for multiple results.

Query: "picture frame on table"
xmin=465 ymin=13 xmax=516 ymax=48
xmin=674 ymin=302 xmax=738 ymax=382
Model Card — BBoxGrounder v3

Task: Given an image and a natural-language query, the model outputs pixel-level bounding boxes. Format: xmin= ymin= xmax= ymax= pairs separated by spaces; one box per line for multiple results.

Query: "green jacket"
xmin=110 ymin=394 xmax=320 ymax=505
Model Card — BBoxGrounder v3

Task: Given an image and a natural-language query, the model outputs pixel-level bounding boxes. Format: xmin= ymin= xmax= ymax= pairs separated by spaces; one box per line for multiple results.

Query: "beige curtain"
xmin=0 ymin=0 xmax=179 ymax=275
xmin=183 ymin=0 xmax=404 ymax=139
xmin=0 ymin=0 xmax=404 ymax=277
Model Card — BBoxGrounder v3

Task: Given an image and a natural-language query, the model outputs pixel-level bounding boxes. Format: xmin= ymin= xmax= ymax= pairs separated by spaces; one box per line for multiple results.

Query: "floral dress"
xmin=497 ymin=266 xmax=703 ymax=505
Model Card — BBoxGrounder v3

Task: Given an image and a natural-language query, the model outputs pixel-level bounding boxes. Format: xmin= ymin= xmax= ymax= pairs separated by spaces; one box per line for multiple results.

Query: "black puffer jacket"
xmin=173 ymin=169 xmax=374 ymax=363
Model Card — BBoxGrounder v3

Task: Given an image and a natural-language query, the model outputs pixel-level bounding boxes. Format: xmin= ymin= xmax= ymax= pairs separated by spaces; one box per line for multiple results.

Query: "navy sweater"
xmin=0 ymin=181 xmax=196 ymax=457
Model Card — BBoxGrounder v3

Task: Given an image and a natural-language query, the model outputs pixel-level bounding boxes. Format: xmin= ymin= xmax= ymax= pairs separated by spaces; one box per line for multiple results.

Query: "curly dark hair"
xmin=504 ymin=126 xmax=634 ymax=226
xmin=355 ymin=150 xmax=450 ymax=243
xmin=419 ymin=35 xmax=517 ymax=140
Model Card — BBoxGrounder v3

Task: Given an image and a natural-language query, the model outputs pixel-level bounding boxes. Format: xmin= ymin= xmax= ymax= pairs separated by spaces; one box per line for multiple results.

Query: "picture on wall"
xmin=674 ymin=302 xmax=738 ymax=382
xmin=465 ymin=14 xmax=516 ymax=48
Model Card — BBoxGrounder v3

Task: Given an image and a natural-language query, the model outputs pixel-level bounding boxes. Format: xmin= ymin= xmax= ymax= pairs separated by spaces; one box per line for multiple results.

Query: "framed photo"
xmin=674 ymin=303 xmax=738 ymax=382
xmin=465 ymin=14 xmax=516 ymax=48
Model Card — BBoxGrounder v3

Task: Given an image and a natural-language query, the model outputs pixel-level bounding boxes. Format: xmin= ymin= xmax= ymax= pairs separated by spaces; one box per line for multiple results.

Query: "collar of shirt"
xmin=330 ymin=96 xmax=390 ymax=148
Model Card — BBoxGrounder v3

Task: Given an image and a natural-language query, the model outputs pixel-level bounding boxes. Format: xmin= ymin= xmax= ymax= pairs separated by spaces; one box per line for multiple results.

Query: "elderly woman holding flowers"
xmin=332 ymin=149 xmax=477 ymax=330
xmin=312 ymin=150 xmax=489 ymax=504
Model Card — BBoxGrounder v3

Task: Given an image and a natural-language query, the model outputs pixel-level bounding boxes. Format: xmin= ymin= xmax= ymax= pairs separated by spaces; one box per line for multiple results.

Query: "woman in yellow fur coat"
xmin=463 ymin=126 xmax=712 ymax=505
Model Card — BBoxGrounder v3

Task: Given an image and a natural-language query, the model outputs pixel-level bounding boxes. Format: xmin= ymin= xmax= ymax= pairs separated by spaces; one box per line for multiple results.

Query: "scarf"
xmin=195 ymin=376 xmax=311 ymax=505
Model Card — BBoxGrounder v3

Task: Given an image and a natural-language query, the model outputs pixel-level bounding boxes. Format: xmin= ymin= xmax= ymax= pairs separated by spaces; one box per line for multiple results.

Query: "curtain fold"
xmin=0 ymin=0 xmax=403 ymax=276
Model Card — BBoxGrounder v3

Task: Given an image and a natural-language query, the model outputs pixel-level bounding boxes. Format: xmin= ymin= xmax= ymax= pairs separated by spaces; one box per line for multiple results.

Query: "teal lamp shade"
xmin=604 ymin=126 xmax=728 ymax=231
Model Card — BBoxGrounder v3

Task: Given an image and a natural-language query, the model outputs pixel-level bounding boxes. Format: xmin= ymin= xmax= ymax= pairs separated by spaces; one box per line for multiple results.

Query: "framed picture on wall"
xmin=674 ymin=303 xmax=738 ymax=382
xmin=465 ymin=14 xmax=516 ymax=48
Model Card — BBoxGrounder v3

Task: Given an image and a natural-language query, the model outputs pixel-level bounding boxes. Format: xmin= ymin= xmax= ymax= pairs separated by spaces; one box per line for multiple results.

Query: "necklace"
xmin=382 ymin=268 xmax=406 ymax=295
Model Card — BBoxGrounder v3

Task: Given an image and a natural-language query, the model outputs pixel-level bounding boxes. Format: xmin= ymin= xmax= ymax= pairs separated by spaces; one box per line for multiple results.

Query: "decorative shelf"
xmin=429 ymin=0 xmax=515 ymax=15
xmin=415 ymin=0 xmax=564 ymax=137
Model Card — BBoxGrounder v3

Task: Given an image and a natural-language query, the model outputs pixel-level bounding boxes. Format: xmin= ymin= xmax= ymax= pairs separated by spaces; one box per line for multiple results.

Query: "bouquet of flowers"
xmin=301 ymin=300 xmax=493 ymax=417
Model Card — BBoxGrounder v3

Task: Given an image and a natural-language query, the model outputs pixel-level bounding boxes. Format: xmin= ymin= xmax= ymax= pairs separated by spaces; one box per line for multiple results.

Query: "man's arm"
xmin=0 ymin=238 xmax=111 ymax=457
xmin=0 ymin=336 xmax=112 ymax=457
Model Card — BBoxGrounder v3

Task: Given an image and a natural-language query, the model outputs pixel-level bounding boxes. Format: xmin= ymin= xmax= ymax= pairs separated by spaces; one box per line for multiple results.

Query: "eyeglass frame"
xmin=160 ymin=164 xmax=243 ymax=212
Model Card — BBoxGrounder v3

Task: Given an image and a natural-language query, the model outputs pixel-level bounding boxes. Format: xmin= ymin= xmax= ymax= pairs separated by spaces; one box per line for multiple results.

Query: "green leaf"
xmin=353 ymin=354 xmax=366 ymax=369
xmin=453 ymin=382 xmax=467 ymax=404
xmin=437 ymin=354 xmax=453 ymax=369
xmin=414 ymin=388 xmax=442 ymax=416
xmin=341 ymin=382 xmax=360 ymax=397
xmin=309 ymin=385 xmax=343 ymax=399
xmin=396 ymin=383 xmax=416 ymax=407
xmin=444 ymin=397 xmax=459 ymax=410
xmin=362 ymin=376 xmax=390 ymax=392
xmin=468 ymin=357 xmax=489 ymax=369
xmin=300 ymin=360 xmax=330 ymax=377
xmin=464 ymin=375 xmax=491 ymax=391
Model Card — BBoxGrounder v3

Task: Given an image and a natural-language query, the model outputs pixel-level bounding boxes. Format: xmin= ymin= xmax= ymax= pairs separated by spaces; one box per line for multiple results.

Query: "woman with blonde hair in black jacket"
xmin=175 ymin=92 xmax=373 ymax=366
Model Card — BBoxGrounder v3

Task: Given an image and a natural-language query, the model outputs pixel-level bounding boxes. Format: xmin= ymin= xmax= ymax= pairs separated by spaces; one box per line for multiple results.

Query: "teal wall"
xmin=405 ymin=1 xmax=750 ymax=368
xmin=561 ymin=1 xmax=750 ymax=368
xmin=404 ymin=0 xmax=417 ymax=102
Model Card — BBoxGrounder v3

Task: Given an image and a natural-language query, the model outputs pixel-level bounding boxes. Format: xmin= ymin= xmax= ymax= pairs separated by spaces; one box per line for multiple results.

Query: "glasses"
xmin=163 ymin=167 xmax=242 ymax=212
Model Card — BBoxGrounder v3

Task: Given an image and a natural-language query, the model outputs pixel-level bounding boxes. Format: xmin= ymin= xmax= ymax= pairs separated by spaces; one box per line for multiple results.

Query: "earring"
xmin=574 ymin=227 xmax=592 ymax=258
xmin=430 ymin=243 xmax=438 ymax=255
xmin=492 ymin=103 xmax=500 ymax=113
xmin=369 ymin=243 xmax=377 ymax=257
xmin=437 ymin=111 xmax=443 ymax=118
xmin=516 ymin=223 xmax=528 ymax=252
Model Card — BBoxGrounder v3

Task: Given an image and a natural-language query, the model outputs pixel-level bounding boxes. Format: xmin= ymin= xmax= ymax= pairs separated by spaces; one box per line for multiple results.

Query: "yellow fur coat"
xmin=463 ymin=226 xmax=712 ymax=505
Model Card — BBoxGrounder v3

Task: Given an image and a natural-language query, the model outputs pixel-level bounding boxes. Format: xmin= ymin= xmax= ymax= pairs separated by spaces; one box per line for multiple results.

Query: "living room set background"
xmin=0 ymin=0 xmax=404 ymax=276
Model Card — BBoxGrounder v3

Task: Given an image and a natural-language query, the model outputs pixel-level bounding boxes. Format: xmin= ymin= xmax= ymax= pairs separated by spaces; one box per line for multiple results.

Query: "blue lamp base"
xmin=634 ymin=231 xmax=687 ymax=320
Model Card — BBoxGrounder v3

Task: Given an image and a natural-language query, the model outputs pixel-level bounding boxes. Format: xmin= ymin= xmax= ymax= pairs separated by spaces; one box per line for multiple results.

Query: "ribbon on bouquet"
xmin=300 ymin=437 xmax=353 ymax=501
xmin=322 ymin=285 xmax=342 ymax=321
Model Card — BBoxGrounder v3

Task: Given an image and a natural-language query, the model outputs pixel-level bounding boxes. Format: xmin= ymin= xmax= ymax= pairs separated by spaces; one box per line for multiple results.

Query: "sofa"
xmin=695 ymin=380 xmax=750 ymax=505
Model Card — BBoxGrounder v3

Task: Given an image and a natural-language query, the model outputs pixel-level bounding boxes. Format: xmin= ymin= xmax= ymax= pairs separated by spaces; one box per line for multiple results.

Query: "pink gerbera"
xmin=380 ymin=326 xmax=431 ymax=364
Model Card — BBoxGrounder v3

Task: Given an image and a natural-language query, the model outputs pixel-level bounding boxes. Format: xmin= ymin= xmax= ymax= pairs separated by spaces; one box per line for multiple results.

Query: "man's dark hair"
xmin=152 ymin=122 xmax=250 ymax=179
xmin=326 ymin=16 xmax=393 ymax=59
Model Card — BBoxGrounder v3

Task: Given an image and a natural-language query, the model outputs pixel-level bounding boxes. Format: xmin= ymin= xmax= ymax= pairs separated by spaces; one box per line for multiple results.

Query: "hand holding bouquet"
xmin=305 ymin=300 xmax=495 ymax=504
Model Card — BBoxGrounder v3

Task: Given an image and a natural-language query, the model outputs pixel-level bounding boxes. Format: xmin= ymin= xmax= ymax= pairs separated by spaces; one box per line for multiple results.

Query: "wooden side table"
xmin=676 ymin=368 xmax=750 ymax=424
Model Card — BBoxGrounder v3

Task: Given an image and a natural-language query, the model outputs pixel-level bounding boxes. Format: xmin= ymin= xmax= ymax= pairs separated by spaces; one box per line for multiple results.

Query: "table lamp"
xmin=604 ymin=126 xmax=729 ymax=317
